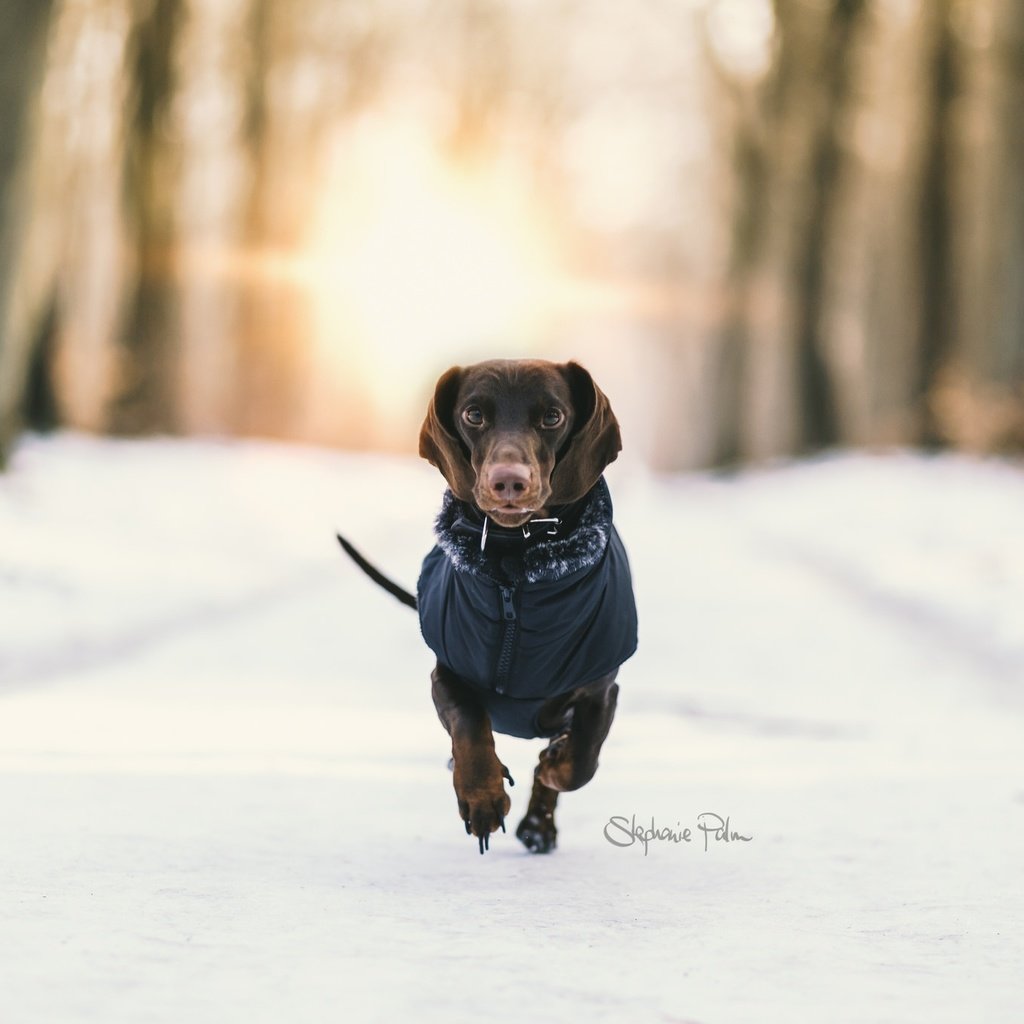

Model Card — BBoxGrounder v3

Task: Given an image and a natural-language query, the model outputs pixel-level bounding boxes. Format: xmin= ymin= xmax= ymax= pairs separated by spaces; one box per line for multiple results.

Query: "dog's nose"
xmin=487 ymin=463 xmax=532 ymax=498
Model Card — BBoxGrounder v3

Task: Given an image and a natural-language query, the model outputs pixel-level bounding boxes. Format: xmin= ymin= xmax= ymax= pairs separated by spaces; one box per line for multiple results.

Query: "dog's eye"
xmin=463 ymin=406 xmax=484 ymax=426
xmin=542 ymin=409 xmax=564 ymax=428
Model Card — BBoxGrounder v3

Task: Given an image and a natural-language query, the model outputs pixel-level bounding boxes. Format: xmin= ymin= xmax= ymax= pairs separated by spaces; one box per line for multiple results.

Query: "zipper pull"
xmin=500 ymin=586 xmax=516 ymax=621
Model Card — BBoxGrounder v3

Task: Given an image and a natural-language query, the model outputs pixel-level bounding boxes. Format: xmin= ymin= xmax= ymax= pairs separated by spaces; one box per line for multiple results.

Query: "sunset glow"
xmin=306 ymin=119 xmax=561 ymax=401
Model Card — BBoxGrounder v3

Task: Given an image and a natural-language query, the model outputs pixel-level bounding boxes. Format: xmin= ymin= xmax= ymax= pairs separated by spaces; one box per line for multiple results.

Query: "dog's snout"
xmin=487 ymin=463 xmax=532 ymax=498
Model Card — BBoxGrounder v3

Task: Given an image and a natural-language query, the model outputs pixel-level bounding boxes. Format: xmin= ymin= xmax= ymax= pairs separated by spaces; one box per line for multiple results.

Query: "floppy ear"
xmin=548 ymin=361 xmax=622 ymax=505
xmin=418 ymin=366 xmax=476 ymax=501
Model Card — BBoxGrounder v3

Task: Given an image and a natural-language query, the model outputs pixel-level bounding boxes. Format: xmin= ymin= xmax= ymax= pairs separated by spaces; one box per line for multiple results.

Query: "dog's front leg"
xmin=431 ymin=662 xmax=512 ymax=853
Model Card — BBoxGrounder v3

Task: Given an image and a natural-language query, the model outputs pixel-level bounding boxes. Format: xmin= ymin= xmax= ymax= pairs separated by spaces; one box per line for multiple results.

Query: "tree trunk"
xmin=711 ymin=103 xmax=768 ymax=468
xmin=989 ymin=0 xmax=1024 ymax=390
xmin=107 ymin=0 xmax=186 ymax=436
xmin=0 ymin=0 xmax=57 ymax=467
xmin=914 ymin=0 xmax=958 ymax=448
xmin=229 ymin=0 xmax=311 ymax=440
xmin=790 ymin=0 xmax=866 ymax=453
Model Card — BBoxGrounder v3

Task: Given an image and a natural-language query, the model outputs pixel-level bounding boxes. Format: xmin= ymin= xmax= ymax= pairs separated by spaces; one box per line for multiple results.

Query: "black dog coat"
xmin=417 ymin=477 xmax=638 ymax=739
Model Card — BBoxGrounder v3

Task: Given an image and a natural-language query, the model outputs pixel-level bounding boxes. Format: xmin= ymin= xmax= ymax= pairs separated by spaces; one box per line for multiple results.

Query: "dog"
xmin=339 ymin=359 xmax=637 ymax=854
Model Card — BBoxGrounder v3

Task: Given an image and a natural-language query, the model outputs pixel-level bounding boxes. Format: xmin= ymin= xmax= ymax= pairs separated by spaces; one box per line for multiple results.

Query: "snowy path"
xmin=1 ymin=436 xmax=1021 ymax=1022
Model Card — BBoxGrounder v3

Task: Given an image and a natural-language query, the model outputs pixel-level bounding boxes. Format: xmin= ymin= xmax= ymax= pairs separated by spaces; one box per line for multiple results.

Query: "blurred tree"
xmin=945 ymin=0 xmax=1024 ymax=451
xmin=707 ymin=0 xmax=865 ymax=462
xmin=0 ymin=0 xmax=58 ymax=466
xmin=107 ymin=0 xmax=185 ymax=435
xmin=988 ymin=0 xmax=1024 ymax=452
xmin=444 ymin=0 xmax=512 ymax=160
xmin=726 ymin=2 xmax=810 ymax=463
xmin=231 ymin=0 xmax=388 ymax=442
xmin=230 ymin=0 xmax=318 ymax=440
xmin=914 ymin=0 xmax=958 ymax=448
xmin=989 ymin=0 xmax=1024 ymax=396
xmin=707 ymin=79 xmax=766 ymax=468
xmin=788 ymin=0 xmax=865 ymax=453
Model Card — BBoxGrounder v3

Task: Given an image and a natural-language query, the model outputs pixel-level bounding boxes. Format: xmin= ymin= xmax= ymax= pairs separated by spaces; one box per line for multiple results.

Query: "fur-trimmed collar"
xmin=433 ymin=478 xmax=613 ymax=585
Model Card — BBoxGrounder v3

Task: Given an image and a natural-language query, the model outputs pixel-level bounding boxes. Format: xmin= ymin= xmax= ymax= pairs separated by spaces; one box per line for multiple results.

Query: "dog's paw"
xmin=516 ymin=811 xmax=557 ymax=854
xmin=536 ymin=732 xmax=575 ymax=792
xmin=453 ymin=758 xmax=512 ymax=854
xmin=457 ymin=789 xmax=511 ymax=854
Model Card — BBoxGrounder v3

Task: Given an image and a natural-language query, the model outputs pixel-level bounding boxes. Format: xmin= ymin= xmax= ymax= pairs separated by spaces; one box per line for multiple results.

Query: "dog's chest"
xmin=417 ymin=480 xmax=637 ymax=701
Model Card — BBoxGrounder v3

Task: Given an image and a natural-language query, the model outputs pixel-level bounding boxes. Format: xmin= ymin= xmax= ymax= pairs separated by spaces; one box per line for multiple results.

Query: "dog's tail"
xmin=336 ymin=534 xmax=418 ymax=610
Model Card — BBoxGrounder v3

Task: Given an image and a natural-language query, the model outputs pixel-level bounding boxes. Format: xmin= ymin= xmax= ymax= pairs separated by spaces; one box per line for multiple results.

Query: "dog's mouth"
xmin=486 ymin=505 xmax=537 ymax=528
xmin=474 ymin=479 xmax=552 ymax=529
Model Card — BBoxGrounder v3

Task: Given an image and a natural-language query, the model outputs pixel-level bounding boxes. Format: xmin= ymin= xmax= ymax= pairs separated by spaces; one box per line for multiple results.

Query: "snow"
xmin=1 ymin=433 xmax=1022 ymax=1023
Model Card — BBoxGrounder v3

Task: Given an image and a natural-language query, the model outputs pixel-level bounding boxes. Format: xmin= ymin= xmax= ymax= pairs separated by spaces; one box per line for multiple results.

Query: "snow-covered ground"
xmin=1 ymin=433 xmax=1021 ymax=1023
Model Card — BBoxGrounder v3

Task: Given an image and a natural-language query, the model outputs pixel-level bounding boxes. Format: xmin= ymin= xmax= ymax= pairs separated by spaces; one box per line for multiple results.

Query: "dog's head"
xmin=418 ymin=359 xmax=621 ymax=527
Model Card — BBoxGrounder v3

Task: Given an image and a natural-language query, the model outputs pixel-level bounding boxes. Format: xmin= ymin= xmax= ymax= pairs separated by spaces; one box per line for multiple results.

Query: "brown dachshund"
xmin=338 ymin=359 xmax=637 ymax=853
xmin=416 ymin=359 xmax=638 ymax=854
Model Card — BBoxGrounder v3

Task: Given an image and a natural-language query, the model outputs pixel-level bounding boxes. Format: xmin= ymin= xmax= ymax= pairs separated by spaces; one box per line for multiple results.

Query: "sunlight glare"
xmin=705 ymin=0 xmax=775 ymax=78
xmin=306 ymin=118 xmax=560 ymax=410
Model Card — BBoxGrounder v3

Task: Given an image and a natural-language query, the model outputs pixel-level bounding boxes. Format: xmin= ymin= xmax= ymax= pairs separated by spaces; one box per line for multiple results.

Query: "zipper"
xmin=494 ymin=584 xmax=518 ymax=694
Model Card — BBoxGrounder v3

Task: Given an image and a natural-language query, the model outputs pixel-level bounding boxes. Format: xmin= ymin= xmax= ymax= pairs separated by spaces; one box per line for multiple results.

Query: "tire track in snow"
xmin=756 ymin=532 xmax=1024 ymax=696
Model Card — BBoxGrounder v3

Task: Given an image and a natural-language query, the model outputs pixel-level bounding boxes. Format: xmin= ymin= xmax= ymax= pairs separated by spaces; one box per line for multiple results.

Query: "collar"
xmin=449 ymin=494 xmax=590 ymax=553
xmin=433 ymin=477 xmax=614 ymax=584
